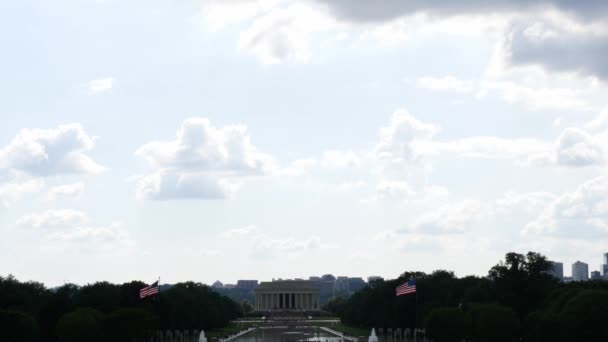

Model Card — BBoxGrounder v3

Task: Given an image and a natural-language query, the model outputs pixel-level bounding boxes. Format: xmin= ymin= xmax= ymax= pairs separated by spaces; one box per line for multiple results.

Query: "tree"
xmin=0 ymin=310 xmax=39 ymax=342
xmin=425 ymin=307 xmax=467 ymax=342
xmin=56 ymin=308 xmax=103 ymax=342
xmin=103 ymin=308 xmax=158 ymax=342
xmin=39 ymin=284 xmax=78 ymax=342
xmin=488 ymin=251 xmax=557 ymax=316
xmin=560 ymin=290 xmax=608 ymax=341
xmin=467 ymin=304 xmax=520 ymax=342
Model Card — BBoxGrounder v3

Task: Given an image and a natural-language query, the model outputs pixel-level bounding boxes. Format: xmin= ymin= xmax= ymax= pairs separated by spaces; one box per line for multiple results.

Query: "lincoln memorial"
xmin=255 ymin=280 xmax=321 ymax=311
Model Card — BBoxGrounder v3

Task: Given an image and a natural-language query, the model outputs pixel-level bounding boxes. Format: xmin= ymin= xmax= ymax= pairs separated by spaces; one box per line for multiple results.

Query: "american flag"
xmin=140 ymin=281 xmax=159 ymax=299
xmin=396 ymin=279 xmax=416 ymax=296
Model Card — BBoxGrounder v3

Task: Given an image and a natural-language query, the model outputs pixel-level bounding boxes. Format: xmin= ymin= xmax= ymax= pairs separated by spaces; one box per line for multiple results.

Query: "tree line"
xmin=324 ymin=251 xmax=608 ymax=342
xmin=0 ymin=277 xmax=243 ymax=342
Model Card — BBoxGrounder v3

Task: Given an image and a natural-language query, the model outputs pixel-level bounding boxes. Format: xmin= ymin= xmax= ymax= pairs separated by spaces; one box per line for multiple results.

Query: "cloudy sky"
xmin=2 ymin=0 xmax=608 ymax=286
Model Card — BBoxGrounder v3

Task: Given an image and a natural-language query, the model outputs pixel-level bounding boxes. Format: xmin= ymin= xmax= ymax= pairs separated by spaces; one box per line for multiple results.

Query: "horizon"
xmin=2 ymin=1 xmax=608 ymax=289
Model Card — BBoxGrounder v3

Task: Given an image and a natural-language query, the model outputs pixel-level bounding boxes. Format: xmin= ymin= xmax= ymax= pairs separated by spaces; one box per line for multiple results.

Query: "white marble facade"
xmin=254 ymin=280 xmax=320 ymax=311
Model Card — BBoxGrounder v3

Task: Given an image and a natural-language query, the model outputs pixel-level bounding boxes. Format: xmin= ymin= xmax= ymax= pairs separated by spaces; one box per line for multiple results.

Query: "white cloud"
xmin=320 ymin=150 xmax=361 ymax=168
xmin=408 ymin=200 xmax=490 ymax=234
xmin=47 ymin=182 xmax=84 ymax=200
xmin=277 ymin=158 xmax=317 ymax=176
xmin=15 ymin=208 xmax=134 ymax=253
xmin=135 ymin=117 xmax=274 ymax=200
xmin=0 ymin=180 xmax=44 ymax=208
xmin=220 ymin=225 xmax=258 ymax=239
xmin=524 ymin=176 xmax=608 ymax=238
xmin=85 ymin=77 xmax=113 ymax=95
xmin=136 ymin=170 xmax=237 ymax=200
xmin=375 ymin=109 xmax=439 ymax=162
xmin=252 ymin=235 xmax=322 ymax=259
xmin=554 ymin=128 xmax=603 ymax=167
xmin=0 ymin=124 xmax=104 ymax=176
xmin=16 ymin=209 xmax=89 ymax=229
xmin=374 ymin=181 xmax=415 ymax=200
xmin=238 ymin=4 xmax=336 ymax=64
xmin=47 ymin=223 xmax=134 ymax=252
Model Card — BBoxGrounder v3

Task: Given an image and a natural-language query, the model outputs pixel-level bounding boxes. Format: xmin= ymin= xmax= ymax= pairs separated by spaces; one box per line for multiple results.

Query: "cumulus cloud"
xmin=136 ymin=170 xmax=236 ymax=200
xmin=135 ymin=117 xmax=274 ymax=200
xmin=554 ymin=128 xmax=603 ymax=167
xmin=220 ymin=225 xmax=258 ymax=239
xmin=0 ymin=180 xmax=44 ymax=208
xmin=375 ymin=109 xmax=439 ymax=162
xmin=252 ymin=235 xmax=322 ymax=259
xmin=408 ymin=200 xmax=490 ymax=234
xmin=506 ymin=21 xmax=608 ymax=80
xmin=313 ymin=1 xmax=608 ymax=23
xmin=47 ymin=182 xmax=84 ymax=200
xmin=238 ymin=3 xmax=337 ymax=64
xmin=0 ymin=124 xmax=104 ymax=176
xmin=320 ymin=150 xmax=361 ymax=168
xmin=16 ymin=209 xmax=89 ymax=229
xmin=16 ymin=209 xmax=134 ymax=252
xmin=47 ymin=223 xmax=134 ymax=253
xmin=524 ymin=176 xmax=608 ymax=237
xmin=85 ymin=77 xmax=113 ymax=95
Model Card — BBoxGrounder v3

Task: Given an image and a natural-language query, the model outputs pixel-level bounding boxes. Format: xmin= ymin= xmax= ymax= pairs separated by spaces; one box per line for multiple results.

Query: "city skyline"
xmin=2 ymin=1 xmax=608 ymax=287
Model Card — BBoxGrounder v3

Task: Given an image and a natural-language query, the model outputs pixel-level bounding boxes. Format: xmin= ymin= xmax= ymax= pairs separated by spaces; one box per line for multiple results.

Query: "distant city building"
xmin=591 ymin=271 xmax=602 ymax=280
xmin=602 ymin=253 xmax=608 ymax=276
xmin=236 ymin=280 xmax=259 ymax=290
xmin=335 ymin=276 xmax=350 ymax=294
xmin=347 ymin=277 xmax=366 ymax=293
xmin=316 ymin=274 xmax=336 ymax=300
xmin=321 ymin=274 xmax=336 ymax=282
xmin=562 ymin=277 xmax=574 ymax=283
xmin=224 ymin=284 xmax=236 ymax=289
xmin=308 ymin=276 xmax=322 ymax=282
xmin=212 ymin=280 xmax=224 ymax=289
xmin=548 ymin=261 xmax=564 ymax=280
xmin=367 ymin=276 xmax=384 ymax=283
xmin=255 ymin=280 xmax=320 ymax=311
xmin=572 ymin=261 xmax=589 ymax=281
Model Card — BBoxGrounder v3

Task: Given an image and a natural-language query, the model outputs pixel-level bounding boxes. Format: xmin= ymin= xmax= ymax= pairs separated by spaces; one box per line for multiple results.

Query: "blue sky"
xmin=1 ymin=0 xmax=608 ymax=286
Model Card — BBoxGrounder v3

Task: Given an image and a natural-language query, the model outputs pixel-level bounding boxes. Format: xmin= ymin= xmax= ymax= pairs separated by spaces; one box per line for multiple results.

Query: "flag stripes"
xmin=396 ymin=279 xmax=416 ymax=296
xmin=140 ymin=281 xmax=159 ymax=299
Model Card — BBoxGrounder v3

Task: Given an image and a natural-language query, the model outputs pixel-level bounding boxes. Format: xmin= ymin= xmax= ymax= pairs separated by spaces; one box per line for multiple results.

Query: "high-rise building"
xmin=604 ymin=252 xmax=608 ymax=265
xmin=602 ymin=253 xmax=608 ymax=276
xmin=348 ymin=277 xmax=366 ymax=293
xmin=548 ymin=261 xmax=564 ymax=280
xmin=572 ymin=261 xmax=589 ymax=281
xmin=591 ymin=271 xmax=602 ymax=280
xmin=367 ymin=276 xmax=384 ymax=283
xmin=236 ymin=280 xmax=259 ymax=290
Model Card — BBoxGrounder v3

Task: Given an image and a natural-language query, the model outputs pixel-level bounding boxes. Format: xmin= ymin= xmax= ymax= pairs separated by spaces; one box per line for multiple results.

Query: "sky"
xmin=1 ymin=0 xmax=608 ymax=287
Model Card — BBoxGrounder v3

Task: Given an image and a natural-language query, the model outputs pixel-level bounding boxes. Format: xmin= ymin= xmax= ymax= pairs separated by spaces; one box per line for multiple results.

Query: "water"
xmin=229 ymin=327 xmax=429 ymax=342
xmin=229 ymin=327 xmax=344 ymax=342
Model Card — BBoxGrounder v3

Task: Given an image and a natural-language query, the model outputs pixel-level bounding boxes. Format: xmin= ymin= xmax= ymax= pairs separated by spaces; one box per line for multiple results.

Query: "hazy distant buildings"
xmin=591 ymin=271 xmax=601 ymax=280
xmin=572 ymin=261 xmax=589 ymax=281
xmin=348 ymin=277 xmax=366 ymax=292
xmin=602 ymin=253 xmax=608 ymax=277
xmin=212 ymin=280 xmax=224 ymax=289
xmin=236 ymin=280 xmax=259 ymax=290
xmin=548 ymin=261 xmax=564 ymax=280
